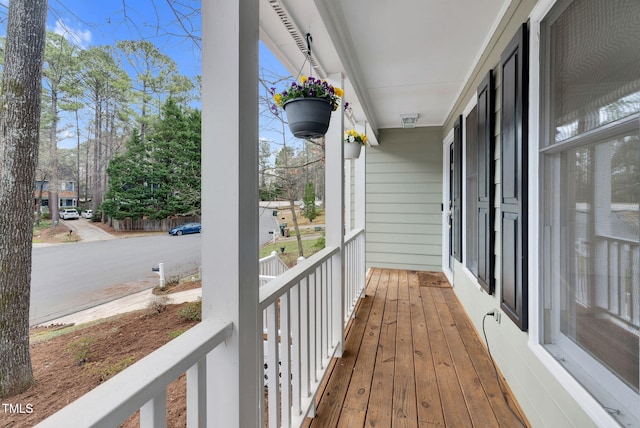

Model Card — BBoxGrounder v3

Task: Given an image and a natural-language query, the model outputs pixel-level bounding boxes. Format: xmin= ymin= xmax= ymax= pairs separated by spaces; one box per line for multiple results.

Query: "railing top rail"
xmin=36 ymin=318 xmax=233 ymax=428
xmin=345 ymin=227 xmax=365 ymax=244
xmin=259 ymin=252 xmax=278 ymax=262
xmin=259 ymin=245 xmax=339 ymax=308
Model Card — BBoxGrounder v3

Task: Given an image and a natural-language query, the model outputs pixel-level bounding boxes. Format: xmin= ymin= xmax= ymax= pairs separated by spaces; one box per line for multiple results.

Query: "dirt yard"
xmin=3 ymin=303 xmax=199 ymax=427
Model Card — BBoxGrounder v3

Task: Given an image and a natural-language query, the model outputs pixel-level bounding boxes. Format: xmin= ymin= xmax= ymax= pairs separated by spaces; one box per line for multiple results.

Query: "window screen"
xmin=541 ymin=0 xmax=640 ymax=424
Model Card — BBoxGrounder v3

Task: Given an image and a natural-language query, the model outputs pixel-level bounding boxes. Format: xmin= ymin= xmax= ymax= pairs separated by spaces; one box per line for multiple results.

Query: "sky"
xmin=45 ymin=0 xmax=203 ymax=79
xmin=0 ymin=0 xmax=293 ymax=149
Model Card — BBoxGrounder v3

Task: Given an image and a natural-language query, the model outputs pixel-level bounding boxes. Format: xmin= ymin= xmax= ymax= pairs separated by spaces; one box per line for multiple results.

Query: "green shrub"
xmin=147 ymin=296 xmax=169 ymax=315
xmin=91 ymin=208 xmax=102 ymax=222
xmin=313 ymin=234 xmax=325 ymax=250
xmin=179 ymin=299 xmax=202 ymax=321
xmin=87 ymin=356 xmax=136 ymax=382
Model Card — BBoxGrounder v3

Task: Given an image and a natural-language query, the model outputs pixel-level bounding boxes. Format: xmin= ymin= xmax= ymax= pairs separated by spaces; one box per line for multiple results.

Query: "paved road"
xmin=30 ymin=209 xmax=280 ymax=325
xmin=30 ymin=232 xmax=201 ymax=325
xmin=259 ymin=205 xmax=281 ymax=245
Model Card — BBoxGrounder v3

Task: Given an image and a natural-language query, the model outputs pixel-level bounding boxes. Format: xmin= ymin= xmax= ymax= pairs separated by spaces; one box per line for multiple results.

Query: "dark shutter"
xmin=452 ymin=115 xmax=463 ymax=262
xmin=500 ymin=23 xmax=528 ymax=331
xmin=477 ymin=70 xmax=494 ymax=294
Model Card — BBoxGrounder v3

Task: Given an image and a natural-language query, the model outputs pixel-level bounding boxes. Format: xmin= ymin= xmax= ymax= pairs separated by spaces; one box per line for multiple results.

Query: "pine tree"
xmin=302 ymin=181 xmax=318 ymax=222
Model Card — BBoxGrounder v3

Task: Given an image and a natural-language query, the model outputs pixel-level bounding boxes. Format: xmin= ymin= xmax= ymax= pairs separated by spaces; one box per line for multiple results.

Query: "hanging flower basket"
xmin=283 ymin=97 xmax=333 ymax=139
xmin=344 ymin=140 xmax=362 ymax=159
xmin=272 ymin=75 xmax=344 ymax=139
xmin=344 ymin=129 xmax=367 ymax=159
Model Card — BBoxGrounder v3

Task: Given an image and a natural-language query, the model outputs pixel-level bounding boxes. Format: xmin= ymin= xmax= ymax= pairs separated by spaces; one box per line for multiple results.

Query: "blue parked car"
xmin=169 ymin=222 xmax=202 ymax=236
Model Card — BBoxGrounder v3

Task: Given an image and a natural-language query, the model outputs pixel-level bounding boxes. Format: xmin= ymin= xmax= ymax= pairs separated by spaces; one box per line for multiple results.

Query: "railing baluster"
xmin=290 ymin=283 xmax=302 ymax=418
xmin=281 ymin=291 xmax=292 ymax=427
xmin=313 ymin=261 xmax=326 ymax=374
xmin=309 ymin=270 xmax=317 ymax=384
xmin=610 ymin=241 xmax=620 ymax=314
xmin=301 ymin=275 xmax=311 ymax=401
xmin=324 ymin=259 xmax=330 ymax=360
xmin=267 ymin=300 xmax=280 ymax=428
xmin=186 ymin=359 xmax=206 ymax=428
xmin=140 ymin=390 xmax=167 ymax=428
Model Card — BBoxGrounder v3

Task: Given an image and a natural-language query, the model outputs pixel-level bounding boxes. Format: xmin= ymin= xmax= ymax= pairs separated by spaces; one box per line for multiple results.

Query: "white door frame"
xmin=442 ymin=129 xmax=454 ymax=282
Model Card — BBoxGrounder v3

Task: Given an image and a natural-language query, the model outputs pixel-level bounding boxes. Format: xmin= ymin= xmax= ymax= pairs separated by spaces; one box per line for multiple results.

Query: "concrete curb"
xmin=38 ymin=288 xmax=202 ymax=327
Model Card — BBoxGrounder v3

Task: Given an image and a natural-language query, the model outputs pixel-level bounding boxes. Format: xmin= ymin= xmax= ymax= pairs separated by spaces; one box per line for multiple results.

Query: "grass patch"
xmin=33 ymin=219 xmax=54 ymax=233
xmin=259 ymin=239 xmax=324 ymax=267
xmin=274 ymin=207 xmax=325 ymax=227
xmin=68 ymin=337 xmax=96 ymax=366
xmin=86 ymin=356 xmax=136 ymax=382
xmin=168 ymin=328 xmax=189 ymax=340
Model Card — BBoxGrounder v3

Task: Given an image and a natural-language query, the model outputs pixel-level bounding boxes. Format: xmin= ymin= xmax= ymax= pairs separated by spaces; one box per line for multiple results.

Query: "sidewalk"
xmin=39 ymin=287 xmax=202 ymax=327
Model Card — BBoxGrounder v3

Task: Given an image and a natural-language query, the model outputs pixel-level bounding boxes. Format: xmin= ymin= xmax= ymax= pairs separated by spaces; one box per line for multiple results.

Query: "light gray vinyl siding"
xmin=365 ymin=127 xmax=442 ymax=271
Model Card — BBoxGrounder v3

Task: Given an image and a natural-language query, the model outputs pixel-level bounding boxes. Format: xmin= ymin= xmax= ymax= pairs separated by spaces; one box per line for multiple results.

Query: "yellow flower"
xmin=334 ymin=87 xmax=344 ymax=98
xmin=300 ymin=75 xmax=307 ymax=84
xmin=273 ymin=93 xmax=282 ymax=106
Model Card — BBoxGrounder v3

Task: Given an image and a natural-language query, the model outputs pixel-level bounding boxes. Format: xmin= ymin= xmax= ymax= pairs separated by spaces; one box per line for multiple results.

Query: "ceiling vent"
xmin=267 ymin=0 xmax=324 ymax=78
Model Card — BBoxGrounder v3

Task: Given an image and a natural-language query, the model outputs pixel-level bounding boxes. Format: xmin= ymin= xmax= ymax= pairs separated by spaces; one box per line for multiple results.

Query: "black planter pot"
xmin=283 ymin=97 xmax=332 ymax=139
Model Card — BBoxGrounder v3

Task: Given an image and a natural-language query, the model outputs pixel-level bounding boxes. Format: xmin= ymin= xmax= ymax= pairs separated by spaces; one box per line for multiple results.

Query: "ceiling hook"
xmin=305 ymin=33 xmax=313 ymax=59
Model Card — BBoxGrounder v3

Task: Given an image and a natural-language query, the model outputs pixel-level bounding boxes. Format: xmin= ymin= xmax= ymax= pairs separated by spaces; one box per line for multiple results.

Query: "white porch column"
xmin=354 ymin=122 xmax=366 ymax=230
xmin=326 ymin=73 xmax=345 ymax=357
xmin=201 ymin=1 xmax=260 ymax=427
xmin=344 ymin=160 xmax=352 ymax=231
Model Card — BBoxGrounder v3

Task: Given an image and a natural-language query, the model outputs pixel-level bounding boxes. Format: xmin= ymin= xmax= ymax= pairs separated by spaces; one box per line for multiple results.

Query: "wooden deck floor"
xmin=306 ymin=268 xmax=529 ymax=427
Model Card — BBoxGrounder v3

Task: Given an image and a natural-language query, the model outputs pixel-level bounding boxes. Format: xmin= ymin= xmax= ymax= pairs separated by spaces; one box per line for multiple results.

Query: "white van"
xmin=59 ymin=209 xmax=80 ymax=220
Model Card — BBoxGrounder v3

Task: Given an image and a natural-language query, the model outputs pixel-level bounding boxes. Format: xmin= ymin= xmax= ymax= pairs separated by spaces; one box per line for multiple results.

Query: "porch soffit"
xmin=259 ymin=0 xmax=510 ymax=139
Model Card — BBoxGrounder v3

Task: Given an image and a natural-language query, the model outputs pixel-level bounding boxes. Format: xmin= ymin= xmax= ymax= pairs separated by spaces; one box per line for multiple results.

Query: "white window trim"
xmin=527 ymin=1 xmax=629 ymax=426
xmin=460 ymin=96 xmax=482 ymax=291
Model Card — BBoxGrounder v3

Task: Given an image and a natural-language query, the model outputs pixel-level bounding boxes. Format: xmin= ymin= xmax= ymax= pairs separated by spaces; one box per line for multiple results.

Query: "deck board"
xmin=364 ymin=269 xmax=398 ymax=428
xmin=342 ymin=267 xmax=388 ymax=413
xmin=308 ymin=268 xmax=529 ymax=428
xmin=408 ymin=271 xmax=444 ymax=426
xmin=392 ymin=270 xmax=418 ymax=427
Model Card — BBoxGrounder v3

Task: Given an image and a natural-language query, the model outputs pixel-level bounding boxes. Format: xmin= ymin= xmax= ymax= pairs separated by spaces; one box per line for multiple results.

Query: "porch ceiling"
xmin=259 ymin=0 xmax=509 ymax=138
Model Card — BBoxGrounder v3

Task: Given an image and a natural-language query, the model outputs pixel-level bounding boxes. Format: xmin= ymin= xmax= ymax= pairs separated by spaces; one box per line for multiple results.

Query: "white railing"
xmin=592 ymin=235 xmax=640 ymax=327
xmin=344 ymin=228 xmax=366 ymax=327
xmin=260 ymin=250 xmax=290 ymax=277
xmin=35 ymin=318 xmax=233 ymax=428
xmin=260 ymin=233 xmax=366 ymax=427
xmin=259 ymin=246 xmax=340 ymax=427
